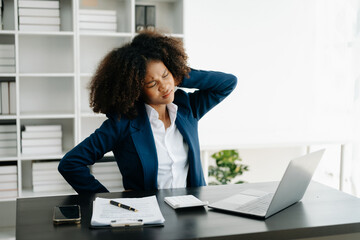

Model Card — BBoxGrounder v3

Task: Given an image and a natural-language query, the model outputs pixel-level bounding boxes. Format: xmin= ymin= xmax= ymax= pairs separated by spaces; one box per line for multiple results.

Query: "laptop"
xmin=208 ymin=149 xmax=325 ymax=219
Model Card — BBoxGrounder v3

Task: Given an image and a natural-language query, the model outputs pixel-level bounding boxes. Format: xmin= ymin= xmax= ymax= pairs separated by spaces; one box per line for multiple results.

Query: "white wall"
xmin=184 ymin=0 xmax=360 ymax=193
xmin=184 ymin=0 xmax=356 ymax=147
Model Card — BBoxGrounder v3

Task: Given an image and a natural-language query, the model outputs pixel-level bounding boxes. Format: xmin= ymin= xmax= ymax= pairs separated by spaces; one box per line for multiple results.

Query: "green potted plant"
xmin=208 ymin=149 xmax=249 ymax=185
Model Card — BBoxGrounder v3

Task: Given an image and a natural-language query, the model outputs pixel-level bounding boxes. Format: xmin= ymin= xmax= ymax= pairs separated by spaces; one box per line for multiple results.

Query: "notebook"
xmin=208 ymin=149 xmax=325 ymax=219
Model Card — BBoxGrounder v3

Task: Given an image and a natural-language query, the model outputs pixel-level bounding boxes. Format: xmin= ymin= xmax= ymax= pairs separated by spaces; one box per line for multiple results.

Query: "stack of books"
xmin=21 ymin=125 xmax=62 ymax=155
xmin=0 ymin=164 xmax=18 ymax=199
xmin=91 ymin=161 xmax=123 ymax=191
xmin=0 ymin=124 xmax=17 ymax=157
xmin=79 ymin=9 xmax=117 ymax=32
xmin=32 ymin=161 xmax=72 ymax=192
xmin=18 ymin=0 xmax=61 ymax=32
xmin=0 ymin=44 xmax=15 ymax=73
xmin=0 ymin=80 xmax=16 ymax=115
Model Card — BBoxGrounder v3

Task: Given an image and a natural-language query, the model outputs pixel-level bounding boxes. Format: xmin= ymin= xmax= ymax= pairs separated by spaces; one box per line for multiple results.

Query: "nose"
xmin=158 ymin=80 xmax=168 ymax=92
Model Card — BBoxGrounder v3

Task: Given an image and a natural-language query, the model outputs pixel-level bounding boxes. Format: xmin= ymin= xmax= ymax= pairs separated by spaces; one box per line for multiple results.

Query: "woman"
xmin=58 ymin=30 xmax=237 ymax=194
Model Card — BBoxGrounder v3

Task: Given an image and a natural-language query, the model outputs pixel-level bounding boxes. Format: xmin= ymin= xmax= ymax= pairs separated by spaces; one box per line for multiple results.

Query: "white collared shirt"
xmin=145 ymin=103 xmax=189 ymax=189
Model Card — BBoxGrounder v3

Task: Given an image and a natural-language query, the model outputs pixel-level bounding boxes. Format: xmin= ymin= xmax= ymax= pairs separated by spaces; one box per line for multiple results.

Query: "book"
xmin=33 ymin=168 xmax=59 ymax=174
xmin=91 ymin=162 xmax=119 ymax=174
xmin=79 ymin=14 xmax=116 ymax=23
xmin=0 ymin=147 xmax=17 ymax=156
xmin=33 ymin=178 xmax=68 ymax=185
xmin=0 ymin=49 xmax=15 ymax=58
xmin=79 ymin=9 xmax=116 ymax=16
xmin=0 ymin=44 xmax=15 ymax=51
xmin=0 ymin=58 xmax=16 ymax=65
xmin=0 ymin=133 xmax=16 ymax=140
xmin=0 ymin=190 xmax=18 ymax=199
xmin=91 ymin=167 xmax=119 ymax=174
xmin=22 ymin=145 xmax=62 ymax=155
xmin=0 ymin=66 xmax=15 ymax=73
xmin=1 ymin=82 xmax=9 ymax=114
xmin=99 ymin=180 xmax=123 ymax=188
xmin=79 ymin=22 xmax=117 ymax=31
xmin=0 ymin=174 xmax=17 ymax=182
xmin=22 ymin=125 xmax=61 ymax=132
xmin=9 ymin=81 xmax=16 ymax=114
xmin=22 ymin=138 xmax=61 ymax=147
xmin=33 ymin=183 xmax=72 ymax=192
xmin=145 ymin=6 xmax=156 ymax=31
xmin=21 ymin=131 xmax=62 ymax=139
xmin=0 ymin=165 xmax=17 ymax=174
xmin=19 ymin=24 xmax=60 ymax=32
xmin=0 ymin=181 xmax=17 ymax=190
xmin=79 ymin=28 xmax=115 ymax=33
xmin=0 ymin=140 xmax=17 ymax=147
xmin=32 ymin=161 xmax=59 ymax=170
xmin=33 ymin=173 xmax=64 ymax=182
xmin=18 ymin=8 xmax=60 ymax=17
xmin=94 ymin=173 xmax=122 ymax=181
xmin=135 ymin=5 xmax=145 ymax=32
xmin=18 ymin=0 xmax=60 ymax=9
xmin=0 ymin=124 xmax=16 ymax=132
xmin=19 ymin=16 xmax=60 ymax=25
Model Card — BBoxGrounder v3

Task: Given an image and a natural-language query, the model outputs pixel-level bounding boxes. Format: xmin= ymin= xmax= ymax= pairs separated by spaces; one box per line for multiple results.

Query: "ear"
xmin=174 ymin=77 xmax=182 ymax=86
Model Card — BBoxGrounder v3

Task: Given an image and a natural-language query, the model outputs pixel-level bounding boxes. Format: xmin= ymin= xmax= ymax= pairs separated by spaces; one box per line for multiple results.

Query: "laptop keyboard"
xmin=236 ymin=193 xmax=274 ymax=215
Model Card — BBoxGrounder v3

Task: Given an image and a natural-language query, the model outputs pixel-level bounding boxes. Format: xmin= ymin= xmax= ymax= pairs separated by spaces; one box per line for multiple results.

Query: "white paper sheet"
xmin=91 ymin=195 xmax=165 ymax=226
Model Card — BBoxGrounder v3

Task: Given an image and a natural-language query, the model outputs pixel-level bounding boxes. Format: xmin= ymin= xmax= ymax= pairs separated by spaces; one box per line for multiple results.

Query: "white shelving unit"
xmin=0 ymin=0 xmax=184 ymax=201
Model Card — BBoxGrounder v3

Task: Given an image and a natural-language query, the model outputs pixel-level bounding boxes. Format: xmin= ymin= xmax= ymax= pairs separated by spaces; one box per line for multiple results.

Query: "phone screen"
xmin=53 ymin=205 xmax=81 ymax=224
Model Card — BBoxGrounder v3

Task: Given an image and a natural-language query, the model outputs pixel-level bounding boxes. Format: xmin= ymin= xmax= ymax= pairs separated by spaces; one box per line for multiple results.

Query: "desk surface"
xmin=16 ymin=182 xmax=360 ymax=240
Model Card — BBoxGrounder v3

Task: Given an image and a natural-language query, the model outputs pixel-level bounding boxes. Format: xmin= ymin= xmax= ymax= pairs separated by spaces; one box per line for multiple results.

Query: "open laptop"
xmin=208 ymin=149 xmax=325 ymax=219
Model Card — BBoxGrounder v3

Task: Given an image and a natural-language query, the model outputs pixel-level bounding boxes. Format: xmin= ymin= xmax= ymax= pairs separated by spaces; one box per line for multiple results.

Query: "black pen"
xmin=110 ymin=200 xmax=139 ymax=212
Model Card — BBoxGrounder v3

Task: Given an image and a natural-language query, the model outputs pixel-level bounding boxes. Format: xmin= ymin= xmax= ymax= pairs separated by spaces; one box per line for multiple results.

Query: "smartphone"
xmin=53 ymin=205 xmax=81 ymax=225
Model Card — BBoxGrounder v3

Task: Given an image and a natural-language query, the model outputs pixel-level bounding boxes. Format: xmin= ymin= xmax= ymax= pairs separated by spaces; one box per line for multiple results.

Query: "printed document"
xmin=91 ymin=195 xmax=165 ymax=226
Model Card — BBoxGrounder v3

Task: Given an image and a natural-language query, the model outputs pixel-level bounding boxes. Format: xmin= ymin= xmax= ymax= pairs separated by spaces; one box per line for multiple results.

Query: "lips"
xmin=162 ymin=90 xmax=173 ymax=99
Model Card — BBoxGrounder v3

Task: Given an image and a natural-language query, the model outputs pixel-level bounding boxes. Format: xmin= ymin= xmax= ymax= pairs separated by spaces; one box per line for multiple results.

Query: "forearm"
xmin=179 ymin=68 xmax=237 ymax=119
xmin=180 ymin=69 xmax=237 ymax=96
xmin=58 ymin=117 xmax=121 ymax=194
xmin=58 ymin=145 xmax=109 ymax=194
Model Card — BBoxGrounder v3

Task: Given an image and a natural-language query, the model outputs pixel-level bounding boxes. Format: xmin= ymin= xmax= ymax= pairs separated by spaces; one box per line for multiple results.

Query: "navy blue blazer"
xmin=58 ymin=69 xmax=237 ymax=194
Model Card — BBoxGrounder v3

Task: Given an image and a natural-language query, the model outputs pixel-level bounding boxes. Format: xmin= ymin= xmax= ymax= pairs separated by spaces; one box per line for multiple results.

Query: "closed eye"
xmin=146 ymin=81 xmax=157 ymax=88
xmin=162 ymin=69 xmax=169 ymax=78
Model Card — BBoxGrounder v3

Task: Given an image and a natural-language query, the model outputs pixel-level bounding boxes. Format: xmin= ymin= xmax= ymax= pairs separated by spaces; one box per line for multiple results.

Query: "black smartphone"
xmin=53 ymin=205 xmax=81 ymax=225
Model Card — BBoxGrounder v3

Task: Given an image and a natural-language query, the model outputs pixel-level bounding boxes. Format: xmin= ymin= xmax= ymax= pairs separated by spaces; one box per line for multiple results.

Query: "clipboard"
xmin=90 ymin=222 xmax=164 ymax=229
xmin=90 ymin=196 xmax=165 ymax=229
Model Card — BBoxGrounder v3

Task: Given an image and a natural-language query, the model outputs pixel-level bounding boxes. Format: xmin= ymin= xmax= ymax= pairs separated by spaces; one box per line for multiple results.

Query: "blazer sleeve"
xmin=179 ymin=69 xmax=237 ymax=120
xmin=58 ymin=115 xmax=121 ymax=194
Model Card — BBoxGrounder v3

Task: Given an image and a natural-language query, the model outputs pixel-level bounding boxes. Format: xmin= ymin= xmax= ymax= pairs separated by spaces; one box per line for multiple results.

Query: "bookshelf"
xmin=0 ymin=0 xmax=185 ymax=201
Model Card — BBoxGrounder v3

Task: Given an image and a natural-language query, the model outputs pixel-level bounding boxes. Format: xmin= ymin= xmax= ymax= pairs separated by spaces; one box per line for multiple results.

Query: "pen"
xmin=110 ymin=200 xmax=139 ymax=212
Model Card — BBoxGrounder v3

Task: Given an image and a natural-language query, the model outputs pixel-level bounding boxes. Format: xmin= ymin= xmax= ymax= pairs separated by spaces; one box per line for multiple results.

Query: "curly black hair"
xmin=89 ymin=30 xmax=190 ymax=119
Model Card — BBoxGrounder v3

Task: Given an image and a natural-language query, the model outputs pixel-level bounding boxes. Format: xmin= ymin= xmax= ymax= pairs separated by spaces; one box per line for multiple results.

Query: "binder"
xmin=135 ymin=5 xmax=156 ymax=32
xmin=135 ymin=5 xmax=145 ymax=32
xmin=145 ymin=6 xmax=156 ymax=31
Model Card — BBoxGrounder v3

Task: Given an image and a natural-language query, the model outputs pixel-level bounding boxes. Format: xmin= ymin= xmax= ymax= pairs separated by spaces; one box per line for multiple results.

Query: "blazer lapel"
xmin=175 ymin=111 xmax=197 ymax=183
xmin=176 ymin=107 xmax=205 ymax=187
xmin=130 ymin=104 xmax=158 ymax=190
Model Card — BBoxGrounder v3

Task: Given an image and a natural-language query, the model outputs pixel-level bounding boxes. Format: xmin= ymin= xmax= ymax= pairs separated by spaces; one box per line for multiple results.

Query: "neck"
xmin=151 ymin=104 xmax=166 ymax=117
xmin=151 ymin=104 xmax=171 ymax=129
